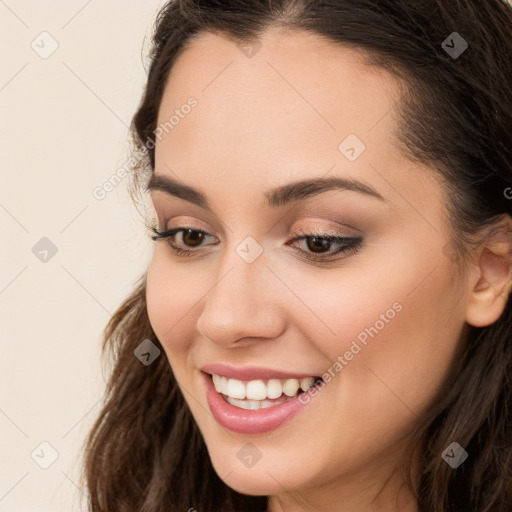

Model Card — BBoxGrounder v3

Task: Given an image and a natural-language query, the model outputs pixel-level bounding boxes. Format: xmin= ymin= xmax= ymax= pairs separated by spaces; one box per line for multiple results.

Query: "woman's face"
xmin=146 ymin=29 xmax=470 ymax=509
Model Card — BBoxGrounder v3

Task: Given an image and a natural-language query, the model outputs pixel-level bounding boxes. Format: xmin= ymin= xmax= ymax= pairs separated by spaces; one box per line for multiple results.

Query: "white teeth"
xmin=246 ymin=380 xmax=267 ymax=400
xmin=211 ymin=374 xmax=317 ymax=401
xmin=300 ymin=377 xmax=314 ymax=392
xmin=226 ymin=396 xmax=293 ymax=410
xmin=226 ymin=378 xmax=245 ymax=399
xmin=282 ymin=378 xmax=300 ymax=397
xmin=226 ymin=397 xmax=257 ymax=410
xmin=266 ymin=379 xmax=283 ymax=399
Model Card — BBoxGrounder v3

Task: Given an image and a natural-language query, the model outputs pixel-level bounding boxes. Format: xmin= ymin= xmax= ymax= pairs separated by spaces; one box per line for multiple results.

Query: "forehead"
xmin=157 ymin=29 xmax=401 ymax=142
xmin=153 ymin=28 xmax=421 ymax=210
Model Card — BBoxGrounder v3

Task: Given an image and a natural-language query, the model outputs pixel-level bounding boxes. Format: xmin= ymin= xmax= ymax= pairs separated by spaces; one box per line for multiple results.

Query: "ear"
xmin=465 ymin=215 xmax=512 ymax=327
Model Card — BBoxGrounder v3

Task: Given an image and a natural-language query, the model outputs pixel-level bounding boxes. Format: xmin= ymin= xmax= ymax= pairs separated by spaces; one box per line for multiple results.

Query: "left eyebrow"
xmin=145 ymin=173 xmax=386 ymax=211
xmin=265 ymin=175 xmax=386 ymax=206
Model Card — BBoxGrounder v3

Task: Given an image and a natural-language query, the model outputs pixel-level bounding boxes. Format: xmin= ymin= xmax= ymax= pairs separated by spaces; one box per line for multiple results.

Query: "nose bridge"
xmin=196 ymin=238 xmax=284 ymax=345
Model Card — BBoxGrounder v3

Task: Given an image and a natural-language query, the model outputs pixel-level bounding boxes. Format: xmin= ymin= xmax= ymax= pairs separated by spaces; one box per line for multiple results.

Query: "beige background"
xmin=0 ymin=1 xmax=164 ymax=511
xmin=1 ymin=1 xmax=511 ymax=511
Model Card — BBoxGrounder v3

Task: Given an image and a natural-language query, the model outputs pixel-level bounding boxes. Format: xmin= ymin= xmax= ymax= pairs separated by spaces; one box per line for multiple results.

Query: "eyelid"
xmin=156 ymin=216 xmax=217 ymax=236
xmin=291 ymin=218 xmax=363 ymax=237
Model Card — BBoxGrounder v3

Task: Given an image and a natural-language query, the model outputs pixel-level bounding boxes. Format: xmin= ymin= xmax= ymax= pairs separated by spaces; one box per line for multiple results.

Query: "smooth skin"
xmin=145 ymin=28 xmax=512 ymax=512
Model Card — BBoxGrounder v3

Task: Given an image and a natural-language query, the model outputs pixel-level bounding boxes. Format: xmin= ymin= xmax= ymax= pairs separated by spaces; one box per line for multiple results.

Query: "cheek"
xmin=271 ymin=259 xmax=406 ymax=363
xmin=289 ymin=254 xmax=465 ymax=414
xmin=145 ymin=252 xmax=202 ymax=359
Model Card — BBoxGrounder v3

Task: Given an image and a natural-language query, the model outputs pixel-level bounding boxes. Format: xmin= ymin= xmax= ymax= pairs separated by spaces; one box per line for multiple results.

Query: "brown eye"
xmin=288 ymin=231 xmax=363 ymax=262
xmin=181 ymin=229 xmax=206 ymax=247
xmin=150 ymin=226 xmax=218 ymax=257
xmin=305 ymin=237 xmax=332 ymax=253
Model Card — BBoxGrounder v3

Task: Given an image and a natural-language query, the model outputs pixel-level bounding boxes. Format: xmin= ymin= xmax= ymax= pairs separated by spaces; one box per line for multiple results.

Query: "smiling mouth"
xmin=209 ymin=373 xmax=324 ymax=410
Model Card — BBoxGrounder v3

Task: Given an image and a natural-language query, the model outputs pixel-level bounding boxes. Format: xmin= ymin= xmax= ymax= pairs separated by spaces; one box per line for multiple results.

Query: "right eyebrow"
xmin=146 ymin=174 xmax=210 ymax=209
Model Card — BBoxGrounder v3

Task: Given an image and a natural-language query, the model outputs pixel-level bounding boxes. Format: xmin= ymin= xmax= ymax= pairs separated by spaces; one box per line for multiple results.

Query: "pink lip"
xmin=202 ymin=371 xmax=317 ymax=434
xmin=200 ymin=362 xmax=318 ymax=381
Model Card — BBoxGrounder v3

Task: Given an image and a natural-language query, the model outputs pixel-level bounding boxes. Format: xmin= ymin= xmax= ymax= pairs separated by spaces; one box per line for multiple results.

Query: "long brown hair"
xmin=80 ymin=1 xmax=512 ymax=510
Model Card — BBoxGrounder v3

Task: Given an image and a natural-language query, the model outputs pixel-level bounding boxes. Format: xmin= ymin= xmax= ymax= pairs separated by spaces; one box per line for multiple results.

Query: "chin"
xmin=211 ymin=462 xmax=287 ymax=496
xmin=207 ymin=445 xmax=306 ymax=497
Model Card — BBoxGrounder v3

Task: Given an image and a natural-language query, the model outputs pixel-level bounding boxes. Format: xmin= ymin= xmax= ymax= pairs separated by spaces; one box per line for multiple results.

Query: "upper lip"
xmin=200 ymin=363 xmax=319 ymax=381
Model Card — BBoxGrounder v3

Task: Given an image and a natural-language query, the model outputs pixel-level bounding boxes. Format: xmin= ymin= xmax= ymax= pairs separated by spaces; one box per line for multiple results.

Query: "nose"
xmin=196 ymin=246 xmax=286 ymax=347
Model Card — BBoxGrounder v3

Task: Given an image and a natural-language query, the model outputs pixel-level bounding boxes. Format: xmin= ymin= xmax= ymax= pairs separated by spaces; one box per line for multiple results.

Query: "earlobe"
xmin=465 ymin=221 xmax=512 ymax=328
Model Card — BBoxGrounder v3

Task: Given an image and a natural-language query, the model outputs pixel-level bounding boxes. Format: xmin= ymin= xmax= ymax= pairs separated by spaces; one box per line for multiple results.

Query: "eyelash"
xmin=150 ymin=225 xmax=363 ymax=263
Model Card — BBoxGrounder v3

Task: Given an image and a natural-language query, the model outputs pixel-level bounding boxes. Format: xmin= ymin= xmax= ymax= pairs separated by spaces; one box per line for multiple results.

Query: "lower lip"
xmin=202 ymin=372 xmax=315 ymax=434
